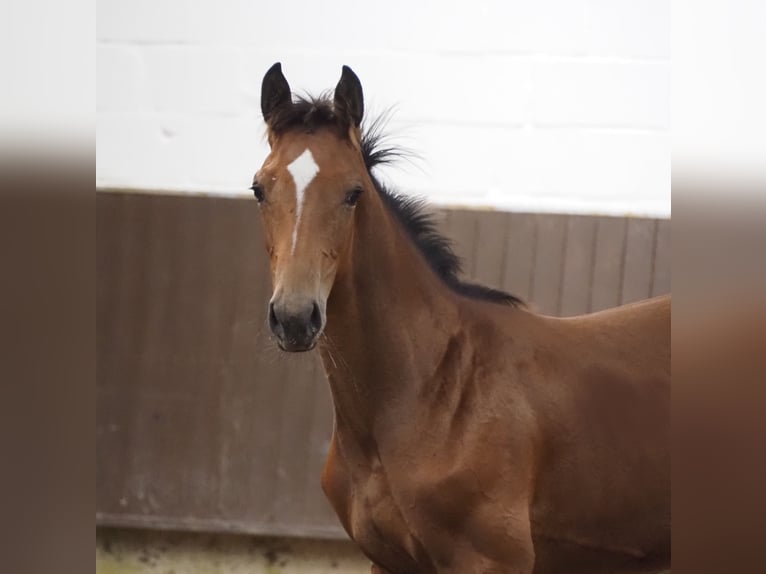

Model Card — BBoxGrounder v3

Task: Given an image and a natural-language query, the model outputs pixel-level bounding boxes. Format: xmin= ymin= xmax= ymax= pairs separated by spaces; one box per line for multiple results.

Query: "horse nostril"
xmin=310 ymin=301 xmax=322 ymax=334
xmin=268 ymin=302 xmax=279 ymax=331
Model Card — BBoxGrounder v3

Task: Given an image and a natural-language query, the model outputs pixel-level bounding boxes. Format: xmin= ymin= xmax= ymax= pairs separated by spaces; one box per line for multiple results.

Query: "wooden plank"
xmin=96 ymin=193 xmax=138 ymax=504
xmin=272 ymin=357 xmax=325 ymax=529
xmin=95 ymin=192 xmax=327 ymax=536
xmin=444 ymin=209 xmax=480 ymax=279
xmin=501 ymin=213 xmax=537 ymax=303
xmin=473 ymin=211 xmax=510 ymax=290
xmin=652 ymin=218 xmax=671 ymax=296
xmin=590 ymin=216 xmax=628 ymax=312
xmin=529 ymin=214 xmax=568 ymax=315
xmin=560 ymin=215 xmax=598 ymax=317
xmin=215 ymin=199 xmax=290 ymax=527
xmin=98 ymin=194 xmax=226 ymax=521
xmin=621 ymin=218 xmax=657 ymax=304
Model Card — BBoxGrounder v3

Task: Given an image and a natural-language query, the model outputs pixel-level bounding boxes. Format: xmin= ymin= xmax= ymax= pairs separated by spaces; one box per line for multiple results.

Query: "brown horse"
xmin=251 ymin=63 xmax=670 ymax=574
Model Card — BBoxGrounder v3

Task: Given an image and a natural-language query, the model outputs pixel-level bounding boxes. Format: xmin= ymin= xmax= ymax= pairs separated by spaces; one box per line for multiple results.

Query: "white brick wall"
xmin=96 ymin=0 xmax=669 ymax=217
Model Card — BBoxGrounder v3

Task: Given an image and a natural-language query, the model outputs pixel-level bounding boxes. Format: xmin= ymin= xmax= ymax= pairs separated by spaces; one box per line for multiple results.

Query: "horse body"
xmin=527 ymin=299 xmax=671 ymax=572
xmin=252 ymin=63 xmax=670 ymax=573
xmin=318 ymin=230 xmax=670 ymax=573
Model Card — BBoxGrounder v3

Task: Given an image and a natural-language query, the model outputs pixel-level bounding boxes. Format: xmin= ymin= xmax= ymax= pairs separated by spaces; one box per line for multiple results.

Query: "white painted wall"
xmin=97 ymin=0 xmax=669 ymax=217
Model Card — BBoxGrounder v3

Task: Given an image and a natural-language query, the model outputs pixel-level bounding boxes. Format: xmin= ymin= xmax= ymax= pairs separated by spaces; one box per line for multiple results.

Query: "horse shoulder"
xmin=324 ymin=431 xmax=429 ymax=572
xmin=398 ymin=458 xmax=536 ymax=573
xmin=389 ymin=404 xmax=538 ymax=570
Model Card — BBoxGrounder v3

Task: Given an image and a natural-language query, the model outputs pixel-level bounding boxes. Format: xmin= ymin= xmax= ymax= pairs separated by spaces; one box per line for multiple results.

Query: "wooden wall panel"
xmin=529 ymin=214 xmax=568 ymax=315
xmin=444 ymin=210 xmax=480 ymax=277
xmin=501 ymin=213 xmax=537 ymax=301
xmin=559 ymin=215 xmax=598 ymax=317
xmin=590 ymin=216 xmax=628 ymax=312
xmin=97 ymin=191 xmax=670 ymax=539
xmin=473 ymin=211 xmax=509 ymax=290
xmin=97 ymin=192 xmax=343 ymax=539
xmin=621 ymin=218 xmax=657 ymax=305
xmin=652 ymin=219 xmax=672 ymax=297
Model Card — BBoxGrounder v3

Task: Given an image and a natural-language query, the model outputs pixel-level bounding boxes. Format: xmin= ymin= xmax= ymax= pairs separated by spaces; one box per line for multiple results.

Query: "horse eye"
xmin=251 ymin=183 xmax=265 ymax=203
xmin=344 ymin=187 xmax=363 ymax=207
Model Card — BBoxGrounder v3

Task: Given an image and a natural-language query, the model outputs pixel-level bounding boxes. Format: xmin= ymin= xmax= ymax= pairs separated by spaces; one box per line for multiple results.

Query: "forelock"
xmin=267 ymin=94 xmax=347 ymax=136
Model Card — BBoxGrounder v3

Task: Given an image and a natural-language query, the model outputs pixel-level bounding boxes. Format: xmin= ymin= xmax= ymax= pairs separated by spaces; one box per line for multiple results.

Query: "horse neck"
xmin=319 ymin=194 xmax=460 ymax=446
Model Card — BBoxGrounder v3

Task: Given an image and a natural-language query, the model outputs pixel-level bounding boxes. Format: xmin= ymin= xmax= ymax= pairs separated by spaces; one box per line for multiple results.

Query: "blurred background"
xmin=96 ymin=1 xmax=670 ymax=572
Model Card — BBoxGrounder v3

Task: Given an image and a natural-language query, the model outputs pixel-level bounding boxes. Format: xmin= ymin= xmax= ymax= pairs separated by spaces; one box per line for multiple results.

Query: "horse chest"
xmin=328 ymin=454 xmax=431 ymax=573
xmin=353 ymin=470 xmax=425 ymax=565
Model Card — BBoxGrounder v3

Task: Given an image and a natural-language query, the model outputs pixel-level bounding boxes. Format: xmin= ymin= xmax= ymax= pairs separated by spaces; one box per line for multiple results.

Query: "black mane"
xmin=269 ymin=95 xmax=523 ymax=307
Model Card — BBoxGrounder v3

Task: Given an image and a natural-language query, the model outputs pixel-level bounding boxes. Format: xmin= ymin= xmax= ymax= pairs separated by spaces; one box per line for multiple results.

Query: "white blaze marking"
xmin=286 ymin=148 xmax=319 ymax=254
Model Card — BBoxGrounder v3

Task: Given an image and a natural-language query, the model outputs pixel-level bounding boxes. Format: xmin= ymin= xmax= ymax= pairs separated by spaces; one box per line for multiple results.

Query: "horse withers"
xmin=250 ymin=63 xmax=670 ymax=574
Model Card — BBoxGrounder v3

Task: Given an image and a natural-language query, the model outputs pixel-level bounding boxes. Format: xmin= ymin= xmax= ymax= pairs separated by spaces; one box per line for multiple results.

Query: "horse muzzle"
xmin=268 ymin=297 xmax=324 ymax=352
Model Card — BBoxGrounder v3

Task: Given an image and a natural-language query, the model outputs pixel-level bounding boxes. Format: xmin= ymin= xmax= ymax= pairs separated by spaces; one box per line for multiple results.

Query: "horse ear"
xmin=261 ymin=62 xmax=292 ymax=124
xmin=334 ymin=65 xmax=364 ymax=128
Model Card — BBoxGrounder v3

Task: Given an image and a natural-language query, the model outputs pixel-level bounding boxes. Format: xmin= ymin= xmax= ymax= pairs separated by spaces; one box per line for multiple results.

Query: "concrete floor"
xmin=97 ymin=528 xmax=671 ymax=573
xmin=96 ymin=528 xmax=370 ymax=574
